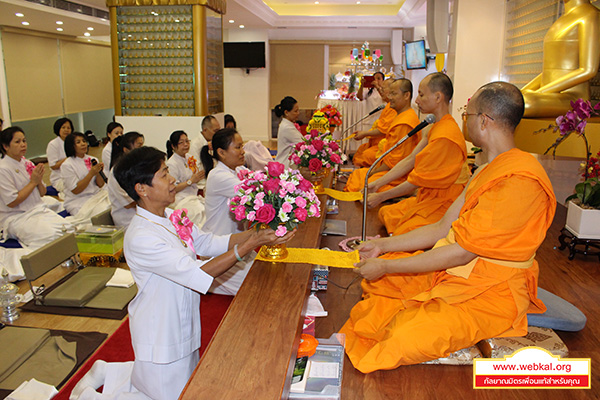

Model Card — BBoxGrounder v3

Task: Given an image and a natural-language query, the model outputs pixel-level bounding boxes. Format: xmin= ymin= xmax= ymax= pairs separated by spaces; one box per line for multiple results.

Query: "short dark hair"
xmin=392 ymin=78 xmax=413 ymax=99
xmin=165 ymin=130 xmax=188 ymax=158
xmin=373 ymin=71 xmax=385 ymax=81
xmin=53 ymin=118 xmax=74 ymax=136
xmin=427 ymin=72 xmax=453 ymax=102
xmin=110 ymin=131 xmax=144 ymax=169
xmin=64 ymin=132 xmax=87 ymax=157
xmin=114 ymin=146 xmax=166 ymax=202
xmin=274 ymin=96 xmax=297 ymax=118
xmin=106 ymin=122 xmax=123 ymax=137
xmin=224 ymin=114 xmax=237 ymax=129
xmin=200 ymin=128 xmax=238 ymax=175
xmin=202 ymin=115 xmax=216 ymax=131
xmin=475 ymin=81 xmax=525 ymax=131
xmin=0 ymin=126 xmax=24 ymax=157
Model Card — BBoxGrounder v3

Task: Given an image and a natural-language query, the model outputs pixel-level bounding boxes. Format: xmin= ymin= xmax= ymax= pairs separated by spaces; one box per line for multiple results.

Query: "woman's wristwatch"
xmin=186 ymin=179 xmax=192 ymax=186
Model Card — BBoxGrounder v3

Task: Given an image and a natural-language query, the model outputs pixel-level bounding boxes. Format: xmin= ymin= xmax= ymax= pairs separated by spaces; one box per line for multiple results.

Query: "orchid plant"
xmin=228 ymin=161 xmax=321 ymax=237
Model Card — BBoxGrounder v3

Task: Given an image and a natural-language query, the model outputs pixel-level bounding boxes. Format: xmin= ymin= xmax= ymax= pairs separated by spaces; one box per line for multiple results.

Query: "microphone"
xmin=349 ymin=114 xmax=436 ymax=248
xmin=91 ymin=159 xmax=108 ymax=184
xmin=368 ymin=104 xmax=386 ymax=116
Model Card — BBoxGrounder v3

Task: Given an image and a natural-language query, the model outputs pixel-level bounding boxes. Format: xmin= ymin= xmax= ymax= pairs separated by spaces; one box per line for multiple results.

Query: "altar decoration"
xmin=319 ymin=104 xmax=343 ymax=130
xmin=350 ymin=41 xmax=383 ymax=72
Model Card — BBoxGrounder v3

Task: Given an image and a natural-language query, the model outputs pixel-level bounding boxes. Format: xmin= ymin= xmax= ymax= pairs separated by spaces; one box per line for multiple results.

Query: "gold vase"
xmin=258 ymin=224 xmax=289 ymax=261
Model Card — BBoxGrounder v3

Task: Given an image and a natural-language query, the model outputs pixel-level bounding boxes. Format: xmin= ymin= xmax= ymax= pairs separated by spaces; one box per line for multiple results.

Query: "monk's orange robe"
xmin=340 ymin=148 xmax=556 ymax=373
xmin=379 ymin=114 xmax=470 ymax=236
xmin=344 ymin=108 xmax=421 ymax=192
xmin=352 ymin=104 xmax=397 ymax=168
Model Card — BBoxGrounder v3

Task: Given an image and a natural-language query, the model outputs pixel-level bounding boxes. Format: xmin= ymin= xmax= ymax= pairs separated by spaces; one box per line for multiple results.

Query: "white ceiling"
xmin=0 ymin=0 xmax=426 ymax=40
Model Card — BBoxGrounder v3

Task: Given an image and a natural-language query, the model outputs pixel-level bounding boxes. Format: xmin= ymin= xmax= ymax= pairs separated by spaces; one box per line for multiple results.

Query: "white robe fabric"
xmin=107 ymin=169 xmax=135 ymax=229
xmin=0 ymin=246 xmax=31 ymax=282
xmin=362 ymin=87 xmax=384 ymax=129
xmin=102 ymin=141 xmax=112 ymax=177
xmin=275 ymin=118 xmax=304 ymax=169
xmin=62 ymin=155 xmax=103 ymax=215
xmin=0 ymin=156 xmax=72 ymax=250
xmin=123 ymin=206 xmax=229 ymax=400
xmin=166 ymin=153 xmax=206 ymax=227
xmin=243 ymin=140 xmax=273 ymax=172
xmin=204 ymin=161 xmax=254 ymax=295
xmin=46 ymin=136 xmax=66 ymax=190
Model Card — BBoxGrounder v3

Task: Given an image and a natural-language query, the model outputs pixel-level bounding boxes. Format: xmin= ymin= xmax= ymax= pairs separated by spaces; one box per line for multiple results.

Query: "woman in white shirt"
xmin=102 ymin=122 xmax=124 ymax=176
xmin=356 ymin=72 xmax=386 ymax=131
xmin=45 ymin=117 xmax=73 ymax=194
xmin=107 ymin=131 xmax=144 ymax=228
xmin=111 ymin=146 xmax=293 ymax=400
xmin=62 ymin=132 xmax=108 ymax=216
xmin=201 ymin=128 xmax=254 ymax=295
xmin=0 ymin=127 xmax=71 ymax=249
xmin=165 ymin=130 xmax=206 ymax=227
xmin=274 ymin=96 xmax=303 ymax=169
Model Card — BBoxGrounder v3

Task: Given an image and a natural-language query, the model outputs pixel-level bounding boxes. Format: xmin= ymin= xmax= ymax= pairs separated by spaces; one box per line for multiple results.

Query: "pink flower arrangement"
xmin=289 ymin=130 xmax=347 ymax=173
xmin=84 ymin=157 xmax=92 ymax=171
xmin=23 ymin=157 xmax=35 ymax=177
xmin=319 ymin=104 xmax=343 ymax=127
xmin=169 ymin=209 xmax=195 ymax=252
xmin=228 ymin=161 xmax=321 ymax=237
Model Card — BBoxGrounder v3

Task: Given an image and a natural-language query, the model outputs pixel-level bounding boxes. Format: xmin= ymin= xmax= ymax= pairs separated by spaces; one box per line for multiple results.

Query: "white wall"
xmin=223 ymin=29 xmax=270 ymax=142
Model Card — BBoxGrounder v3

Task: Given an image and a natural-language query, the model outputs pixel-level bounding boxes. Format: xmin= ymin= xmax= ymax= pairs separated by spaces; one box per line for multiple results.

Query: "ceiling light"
xmin=84 ymin=32 xmax=91 ymax=37
xmin=87 ymin=27 xmax=94 ymax=31
xmin=356 ymin=1 xmax=360 ymax=3
xmin=56 ymin=21 xmax=63 ymax=25
xmin=15 ymin=13 xmax=24 ymax=17
xmin=229 ymin=19 xmax=234 ymax=23
xmin=57 ymin=28 xmax=63 ymax=31
xmin=314 ymin=1 xmax=319 ymax=4
xmin=175 ymin=19 xmax=180 ymax=22
xmin=239 ymin=25 xmax=245 ymax=28
xmin=21 ymin=21 xmax=29 ymax=26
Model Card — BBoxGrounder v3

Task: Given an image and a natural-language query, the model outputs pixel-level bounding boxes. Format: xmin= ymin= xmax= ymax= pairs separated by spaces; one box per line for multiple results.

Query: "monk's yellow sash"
xmin=255 ymin=247 xmax=359 ymax=269
xmin=439 ymin=229 xmax=535 ymax=279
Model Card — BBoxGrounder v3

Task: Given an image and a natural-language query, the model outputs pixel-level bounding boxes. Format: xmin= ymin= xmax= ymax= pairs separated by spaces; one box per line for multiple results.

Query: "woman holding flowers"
xmin=275 ymin=96 xmax=303 ymax=168
xmin=0 ymin=127 xmax=70 ymax=249
xmin=166 ymin=130 xmax=206 ymax=227
xmin=114 ymin=146 xmax=293 ymax=400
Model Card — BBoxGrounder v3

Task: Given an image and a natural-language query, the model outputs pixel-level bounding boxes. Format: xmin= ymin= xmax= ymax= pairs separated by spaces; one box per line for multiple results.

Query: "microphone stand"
xmin=319 ymin=105 xmax=385 ymax=141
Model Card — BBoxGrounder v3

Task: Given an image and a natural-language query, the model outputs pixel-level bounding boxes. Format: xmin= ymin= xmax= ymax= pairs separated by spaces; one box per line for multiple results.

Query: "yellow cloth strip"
xmin=315 ymin=188 xmax=362 ymax=201
xmin=255 ymin=247 xmax=359 ymax=269
xmin=338 ymin=133 xmax=356 ymax=142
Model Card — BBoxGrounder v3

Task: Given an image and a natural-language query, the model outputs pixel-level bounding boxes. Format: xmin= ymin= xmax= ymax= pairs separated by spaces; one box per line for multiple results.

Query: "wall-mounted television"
xmin=405 ymin=40 xmax=427 ymax=70
xmin=223 ymin=42 xmax=266 ymax=69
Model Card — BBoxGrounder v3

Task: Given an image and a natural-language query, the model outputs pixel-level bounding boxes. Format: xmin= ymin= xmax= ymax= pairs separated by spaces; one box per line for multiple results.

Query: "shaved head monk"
xmin=368 ymin=72 xmax=470 ymax=236
xmin=340 ymin=81 xmax=556 ymax=373
xmin=345 ymin=79 xmax=421 ymax=192
xmin=351 ymin=79 xmax=397 ymax=168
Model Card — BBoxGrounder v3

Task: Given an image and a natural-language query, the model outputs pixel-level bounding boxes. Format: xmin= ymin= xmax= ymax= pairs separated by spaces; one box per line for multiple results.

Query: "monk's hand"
xmin=367 ymin=180 xmax=381 ymax=193
xmin=356 ymin=241 xmax=382 ymax=259
xmin=354 ymin=131 xmax=367 ymax=140
xmin=354 ymin=258 xmax=388 ymax=281
xmin=367 ymin=192 xmax=385 ymax=209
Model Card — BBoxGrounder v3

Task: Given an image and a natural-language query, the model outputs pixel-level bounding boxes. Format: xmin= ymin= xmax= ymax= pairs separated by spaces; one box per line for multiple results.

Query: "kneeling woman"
xmin=0 ymin=127 xmax=71 ymax=249
xmin=166 ymin=130 xmax=206 ymax=226
xmin=62 ymin=132 xmax=109 ymax=217
xmin=201 ymin=128 xmax=251 ymax=294
xmin=114 ymin=146 xmax=293 ymax=400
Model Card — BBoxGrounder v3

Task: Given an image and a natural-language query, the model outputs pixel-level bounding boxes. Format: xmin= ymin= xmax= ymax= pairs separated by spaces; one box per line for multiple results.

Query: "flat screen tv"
xmin=405 ymin=40 xmax=427 ymax=70
xmin=223 ymin=42 xmax=266 ymax=69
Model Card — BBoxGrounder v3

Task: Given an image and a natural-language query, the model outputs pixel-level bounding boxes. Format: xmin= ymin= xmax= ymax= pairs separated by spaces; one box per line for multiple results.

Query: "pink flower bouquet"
xmin=289 ymin=130 xmax=347 ymax=174
xmin=228 ymin=161 xmax=321 ymax=237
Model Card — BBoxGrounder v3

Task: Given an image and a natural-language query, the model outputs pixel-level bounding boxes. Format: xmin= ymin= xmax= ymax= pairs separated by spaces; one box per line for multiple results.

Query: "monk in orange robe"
xmin=352 ymin=80 xmax=397 ymax=168
xmin=340 ymin=82 xmax=555 ymax=373
xmin=345 ymin=79 xmax=421 ymax=192
xmin=366 ymin=73 xmax=470 ymax=235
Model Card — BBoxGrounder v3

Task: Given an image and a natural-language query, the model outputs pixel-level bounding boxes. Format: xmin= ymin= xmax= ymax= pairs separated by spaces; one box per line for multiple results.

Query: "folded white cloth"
xmin=106 ymin=269 xmax=135 ymax=288
xmin=7 ymin=378 xmax=58 ymax=400
xmin=307 ymin=293 xmax=328 ymax=317
xmin=0 ymin=247 xmax=31 ymax=282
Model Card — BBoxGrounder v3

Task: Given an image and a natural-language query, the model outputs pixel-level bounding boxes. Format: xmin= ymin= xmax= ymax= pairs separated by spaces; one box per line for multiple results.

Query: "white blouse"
xmin=203 ymin=161 xmax=246 ymax=235
xmin=107 ymin=168 xmax=135 ymax=228
xmin=166 ymin=153 xmax=199 ymax=202
xmin=46 ymin=136 xmax=66 ymax=186
xmin=0 ymin=156 xmax=44 ymax=222
xmin=62 ymin=155 xmax=101 ymax=215
xmin=101 ymin=141 xmax=112 ymax=176
xmin=275 ymin=118 xmax=304 ymax=169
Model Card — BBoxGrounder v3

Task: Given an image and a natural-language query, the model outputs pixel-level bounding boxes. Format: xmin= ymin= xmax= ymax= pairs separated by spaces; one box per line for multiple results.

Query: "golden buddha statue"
xmin=522 ymin=0 xmax=600 ymax=117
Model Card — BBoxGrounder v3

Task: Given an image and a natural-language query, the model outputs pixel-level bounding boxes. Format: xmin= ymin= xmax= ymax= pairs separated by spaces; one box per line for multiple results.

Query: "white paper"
xmin=105 ymin=268 xmax=135 ymax=288
xmin=308 ymin=361 xmax=339 ymax=379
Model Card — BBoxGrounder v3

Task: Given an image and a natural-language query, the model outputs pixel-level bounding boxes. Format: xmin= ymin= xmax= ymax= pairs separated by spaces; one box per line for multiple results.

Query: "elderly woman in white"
xmin=165 ymin=130 xmax=206 ymax=227
xmin=200 ymin=128 xmax=255 ymax=295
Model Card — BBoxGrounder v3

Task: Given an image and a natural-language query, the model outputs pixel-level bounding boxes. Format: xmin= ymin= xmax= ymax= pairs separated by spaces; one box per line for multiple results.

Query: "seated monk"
xmin=340 ymin=82 xmax=555 ymax=373
xmin=345 ymin=79 xmax=421 ymax=192
xmin=351 ymin=79 xmax=396 ymax=168
xmin=368 ymin=73 xmax=470 ymax=235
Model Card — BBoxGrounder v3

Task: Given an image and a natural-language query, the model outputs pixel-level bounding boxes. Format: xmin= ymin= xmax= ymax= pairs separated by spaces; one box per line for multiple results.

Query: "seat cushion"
xmin=527 ymin=288 xmax=587 ymax=332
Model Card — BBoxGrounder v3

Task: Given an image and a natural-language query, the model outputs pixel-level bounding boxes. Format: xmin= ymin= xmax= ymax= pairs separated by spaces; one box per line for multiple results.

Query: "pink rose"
xmin=291 ymin=155 xmax=301 ymax=165
xmin=255 ymin=204 xmax=276 ymax=224
xmin=247 ymin=211 xmax=256 ymax=221
xmin=295 ymin=196 xmax=307 ymax=208
xmin=234 ymin=205 xmax=247 ymax=221
xmin=308 ymin=158 xmax=323 ymax=172
xmin=309 ymin=204 xmax=320 ymax=217
xmin=294 ymin=207 xmax=308 ymax=222
xmin=294 ymin=142 xmax=303 ymax=151
xmin=237 ymin=169 xmax=251 ymax=180
xmin=312 ymin=139 xmax=324 ymax=151
xmin=281 ymin=202 xmax=293 ymax=213
xmin=263 ymin=178 xmax=280 ymax=193
xmin=275 ymin=225 xmax=288 ymax=237
xmin=309 ymin=147 xmax=317 ymax=156
xmin=84 ymin=157 xmax=92 ymax=171
xmin=298 ymin=178 xmax=313 ymax=192
xmin=310 ymin=129 xmax=319 ymax=138
xmin=267 ymin=161 xmax=285 ymax=177
xmin=329 ymin=141 xmax=339 ymax=151
xmin=330 ymin=153 xmax=342 ymax=164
